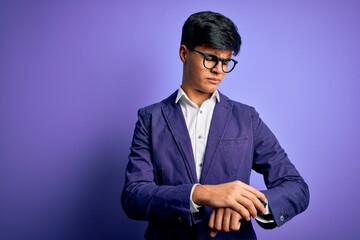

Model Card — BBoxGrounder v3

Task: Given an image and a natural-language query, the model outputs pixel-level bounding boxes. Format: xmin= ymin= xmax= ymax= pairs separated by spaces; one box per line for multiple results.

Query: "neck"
xmin=181 ymin=86 xmax=213 ymax=107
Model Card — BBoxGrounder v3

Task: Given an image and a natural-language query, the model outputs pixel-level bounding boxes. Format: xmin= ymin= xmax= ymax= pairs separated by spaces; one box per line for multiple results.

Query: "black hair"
xmin=181 ymin=11 xmax=241 ymax=56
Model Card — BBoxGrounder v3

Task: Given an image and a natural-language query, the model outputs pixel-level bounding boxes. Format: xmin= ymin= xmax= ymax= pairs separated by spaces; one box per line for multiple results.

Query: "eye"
xmin=205 ymin=54 xmax=217 ymax=62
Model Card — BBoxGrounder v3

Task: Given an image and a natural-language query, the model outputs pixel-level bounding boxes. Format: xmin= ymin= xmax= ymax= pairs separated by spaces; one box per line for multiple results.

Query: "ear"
xmin=179 ymin=45 xmax=188 ymax=63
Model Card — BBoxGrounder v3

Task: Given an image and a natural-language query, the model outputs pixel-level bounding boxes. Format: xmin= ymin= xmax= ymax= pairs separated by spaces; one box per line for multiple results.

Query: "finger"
xmin=235 ymin=195 xmax=258 ymax=219
xmin=214 ymin=208 xmax=224 ymax=231
xmin=235 ymin=188 xmax=267 ymax=216
xmin=255 ymin=197 xmax=267 ymax=215
xmin=230 ymin=201 xmax=251 ymax=221
xmin=209 ymin=209 xmax=218 ymax=237
xmin=208 ymin=208 xmax=216 ymax=229
xmin=222 ymin=208 xmax=232 ymax=232
xmin=243 ymin=192 xmax=267 ymax=215
xmin=229 ymin=181 xmax=267 ymax=215
xmin=236 ymin=181 xmax=268 ymax=204
xmin=230 ymin=210 xmax=241 ymax=231
xmin=246 ymin=186 xmax=268 ymax=204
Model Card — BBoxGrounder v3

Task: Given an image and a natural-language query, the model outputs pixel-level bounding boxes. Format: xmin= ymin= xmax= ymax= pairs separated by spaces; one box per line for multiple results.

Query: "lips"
xmin=207 ymin=77 xmax=221 ymax=84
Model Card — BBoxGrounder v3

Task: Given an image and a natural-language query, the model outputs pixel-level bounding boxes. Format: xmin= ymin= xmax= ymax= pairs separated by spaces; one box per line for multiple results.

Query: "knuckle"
xmin=233 ymin=222 xmax=241 ymax=231
xmin=242 ymin=199 xmax=253 ymax=209
xmin=230 ymin=223 xmax=238 ymax=230
xmin=214 ymin=223 xmax=222 ymax=231
xmin=249 ymin=194 xmax=258 ymax=202
xmin=233 ymin=180 xmax=241 ymax=188
xmin=224 ymin=195 xmax=232 ymax=202
xmin=250 ymin=208 xmax=257 ymax=216
xmin=241 ymin=209 xmax=250 ymax=220
xmin=208 ymin=222 xmax=214 ymax=228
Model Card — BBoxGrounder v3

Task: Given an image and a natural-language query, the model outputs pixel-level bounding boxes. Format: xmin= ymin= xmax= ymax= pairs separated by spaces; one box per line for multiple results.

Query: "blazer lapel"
xmin=161 ymin=92 xmax=198 ymax=183
xmin=200 ymin=94 xmax=232 ymax=183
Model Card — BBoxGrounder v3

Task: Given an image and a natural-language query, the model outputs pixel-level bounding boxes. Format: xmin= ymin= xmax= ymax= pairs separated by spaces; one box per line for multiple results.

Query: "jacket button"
xmin=280 ymin=215 xmax=285 ymax=222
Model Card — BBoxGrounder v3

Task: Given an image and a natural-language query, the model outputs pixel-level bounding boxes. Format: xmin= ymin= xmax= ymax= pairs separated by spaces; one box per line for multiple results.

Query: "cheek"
xmin=185 ymin=59 xmax=208 ymax=82
xmin=190 ymin=68 xmax=205 ymax=83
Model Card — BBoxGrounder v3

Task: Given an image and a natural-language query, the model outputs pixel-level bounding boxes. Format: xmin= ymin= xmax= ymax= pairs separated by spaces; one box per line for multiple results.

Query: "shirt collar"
xmin=175 ymin=87 xmax=220 ymax=104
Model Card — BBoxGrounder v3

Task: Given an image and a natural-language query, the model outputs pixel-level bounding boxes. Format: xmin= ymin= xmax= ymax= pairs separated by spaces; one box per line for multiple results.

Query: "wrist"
xmin=190 ymin=184 xmax=202 ymax=212
xmin=192 ymin=184 xmax=210 ymax=206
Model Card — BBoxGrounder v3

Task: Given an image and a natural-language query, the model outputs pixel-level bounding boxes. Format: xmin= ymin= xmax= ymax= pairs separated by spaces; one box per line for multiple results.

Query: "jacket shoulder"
xmin=137 ymin=90 xmax=177 ymax=115
xmin=220 ymin=92 xmax=256 ymax=114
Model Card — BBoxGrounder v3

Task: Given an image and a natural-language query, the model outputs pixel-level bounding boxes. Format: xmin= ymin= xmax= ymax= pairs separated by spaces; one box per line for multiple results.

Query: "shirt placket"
xmin=194 ymin=107 xmax=206 ymax=181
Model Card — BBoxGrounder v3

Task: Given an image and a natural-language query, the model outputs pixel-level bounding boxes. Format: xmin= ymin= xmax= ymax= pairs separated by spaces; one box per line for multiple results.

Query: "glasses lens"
xmin=222 ymin=59 xmax=236 ymax=73
xmin=203 ymin=54 xmax=218 ymax=69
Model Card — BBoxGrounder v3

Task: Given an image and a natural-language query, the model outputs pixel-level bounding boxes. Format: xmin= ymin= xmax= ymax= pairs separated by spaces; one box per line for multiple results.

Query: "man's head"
xmin=179 ymin=11 xmax=241 ymax=104
xmin=181 ymin=11 xmax=241 ymax=56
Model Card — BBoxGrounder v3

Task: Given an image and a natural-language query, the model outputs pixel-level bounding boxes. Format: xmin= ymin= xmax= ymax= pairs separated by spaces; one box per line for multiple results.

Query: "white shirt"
xmin=175 ymin=87 xmax=220 ymax=180
xmin=176 ymin=87 xmax=219 ymax=213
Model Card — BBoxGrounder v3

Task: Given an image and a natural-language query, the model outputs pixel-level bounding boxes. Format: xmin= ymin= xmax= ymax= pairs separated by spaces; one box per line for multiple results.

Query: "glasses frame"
xmin=188 ymin=47 xmax=238 ymax=73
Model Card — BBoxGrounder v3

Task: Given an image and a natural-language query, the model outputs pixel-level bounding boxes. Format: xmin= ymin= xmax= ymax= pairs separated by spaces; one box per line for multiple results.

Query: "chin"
xmin=200 ymin=89 xmax=217 ymax=95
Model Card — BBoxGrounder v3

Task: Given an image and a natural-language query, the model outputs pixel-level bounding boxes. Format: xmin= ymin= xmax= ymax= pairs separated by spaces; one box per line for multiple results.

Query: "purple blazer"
xmin=122 ymin=91 xmax=309 ymax=240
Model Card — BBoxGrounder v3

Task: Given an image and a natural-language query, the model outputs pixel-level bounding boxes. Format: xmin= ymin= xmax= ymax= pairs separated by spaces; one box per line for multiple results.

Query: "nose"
xmin=210 ymin=61 xmax=223 ymax=74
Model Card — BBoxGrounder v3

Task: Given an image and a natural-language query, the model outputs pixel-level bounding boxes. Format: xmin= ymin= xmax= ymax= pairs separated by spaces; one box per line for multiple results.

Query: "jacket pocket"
xmin=219 ymin=137 xmax=249 ymax=148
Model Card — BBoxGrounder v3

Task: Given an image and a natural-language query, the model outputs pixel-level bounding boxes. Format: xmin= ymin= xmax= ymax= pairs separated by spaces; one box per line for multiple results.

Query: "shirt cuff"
xmin=189 ymin=184 xmax=202 ymax=213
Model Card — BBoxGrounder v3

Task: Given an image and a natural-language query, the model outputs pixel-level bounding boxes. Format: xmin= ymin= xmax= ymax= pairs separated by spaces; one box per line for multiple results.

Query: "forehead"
xmin=196 ymin=45 xmax=233 ymax=58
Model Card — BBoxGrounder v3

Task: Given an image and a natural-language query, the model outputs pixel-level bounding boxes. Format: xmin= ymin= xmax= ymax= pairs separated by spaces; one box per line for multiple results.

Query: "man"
xmin=122 ymin=11 xmax=309 ymax=239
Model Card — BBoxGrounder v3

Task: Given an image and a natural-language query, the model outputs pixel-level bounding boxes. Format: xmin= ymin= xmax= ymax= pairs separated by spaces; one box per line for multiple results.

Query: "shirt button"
xmin=199 ymin=163 xmax=203 ymax=167
xmin=199 ymin=110 xmax=203 ymax=114
xmin=198 ymin=135 xmax=202 ymax=139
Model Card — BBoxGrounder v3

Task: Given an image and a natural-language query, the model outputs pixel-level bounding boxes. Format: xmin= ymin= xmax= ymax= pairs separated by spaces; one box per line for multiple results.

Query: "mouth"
xmin=207 ymin=77 xmax=221 ymax=84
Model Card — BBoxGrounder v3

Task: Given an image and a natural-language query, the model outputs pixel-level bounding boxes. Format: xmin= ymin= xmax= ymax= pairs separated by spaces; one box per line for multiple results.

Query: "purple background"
xmin=1 ymin=1 xmax=359 ymax=239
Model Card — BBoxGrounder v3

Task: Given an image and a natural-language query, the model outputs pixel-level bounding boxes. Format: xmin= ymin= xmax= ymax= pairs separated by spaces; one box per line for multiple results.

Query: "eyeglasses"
xmin=188 ymin=47 xmax=238 ymax=73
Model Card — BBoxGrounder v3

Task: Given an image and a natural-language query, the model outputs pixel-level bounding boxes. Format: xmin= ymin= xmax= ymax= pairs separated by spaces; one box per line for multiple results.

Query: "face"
xmin=179 ymin=45 xmax=232 ymax=103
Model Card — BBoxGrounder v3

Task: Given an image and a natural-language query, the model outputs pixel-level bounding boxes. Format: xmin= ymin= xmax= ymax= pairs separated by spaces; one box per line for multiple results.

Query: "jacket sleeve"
xmin=250 ymin=108 xmax=310 ymax=228
xmin=121 ymin=108 xmax=194 ymax=225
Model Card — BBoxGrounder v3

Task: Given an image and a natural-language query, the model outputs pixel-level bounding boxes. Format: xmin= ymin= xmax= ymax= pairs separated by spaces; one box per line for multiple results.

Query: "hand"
xmin=208 ymin=207 xmax=241 ymax=238
xmin=192 ymin=180 xmax=267 ymax=220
